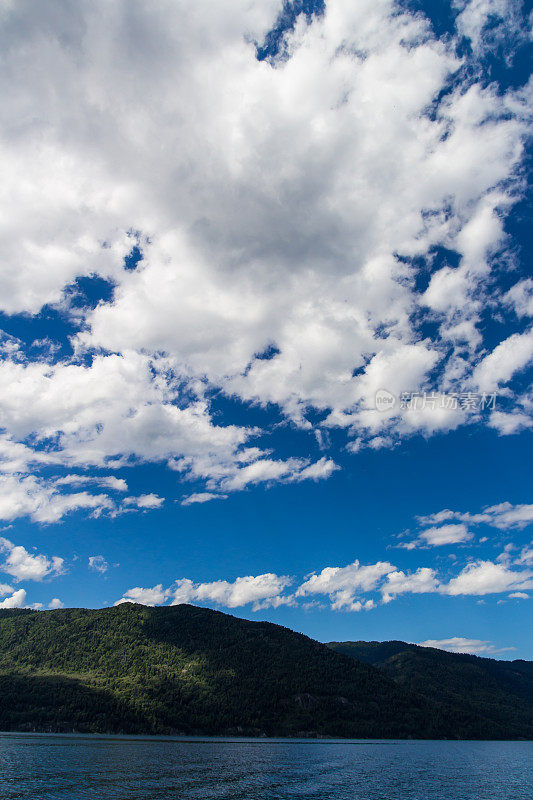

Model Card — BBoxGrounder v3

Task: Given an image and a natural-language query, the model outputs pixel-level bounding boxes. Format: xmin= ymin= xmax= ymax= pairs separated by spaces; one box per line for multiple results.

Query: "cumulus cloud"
xmin=381 ymin=568 xmax=440 ymax=603
xmin=400 ymin=500 xmax=533 ymax=549
xmin=174 ymin=573 xmax=293 ymax=610
xmin=453 ymin=0 xmax=529 ymax=58
xmin=114 ymin=543 xmax=533 ymax=613
xmin=472 ymin=330 xmax=533 ymax=392
xmin=0 ymin=474 xmax=116 ymax=524
xmin=0 ymin=471 xmax=170 ymax=525
xmin=0 ymin=0 xmax=530 ymax=510
xmin=115 ymin=572 xmax=292 ymax=611
xmin=0 ymin=537 xmax=65 ymax=582
xmin=443 ymin=559 xmax=533 ymax=595
xmin=418 ymin=523 xmax=473 ymax=547
xmin=482 ymin=502 xmax=533 ymax=530
xmin=504 ymin=279 xmax=533 ymax=319
xmin=0 ymin=436 xmax=61 ymax=475
xmin=0 ymin=354 xmax=334 ymax=512
xmin=115 ymin=584 xmax=171 ymax=607
xmin=0 ymin=588 xmax=27 ymax=609
xmin=124 ymin=494 xmax=164 ymax=510
xmin=295 ymin=560 xmax=395 ymax=611
xmin=48 ymin=598 xmax=64 ymax=609
xmin=488 ymin=410 xmax=533 ymax=435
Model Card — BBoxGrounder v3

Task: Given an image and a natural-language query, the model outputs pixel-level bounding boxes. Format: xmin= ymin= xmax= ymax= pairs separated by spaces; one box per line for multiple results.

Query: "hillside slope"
xmin=0 ymin=606 xmax=531 ymax=738
xmin=327 ymin=640 xmax=533 ymax=739
xmin=0 ymin=604 xmax=434 ymax=738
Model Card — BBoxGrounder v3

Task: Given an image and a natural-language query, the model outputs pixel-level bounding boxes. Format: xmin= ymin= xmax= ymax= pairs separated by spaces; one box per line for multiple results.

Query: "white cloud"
xmin=0 ymin=537 xmax=64 ymax=582
xmin=0 ymin=354 xmax=329 ymax=505
xmin=0 ymin=0 xmax=529 ymax=508
xmin=179 ymin=573 xmax=292 ymax=610
xmin=453 ymin=0 xmax=528 ymax=57
xmin=504 ymin=279 xmax=533 ymax=319
xmin=116 ymin=572 xmax=292 ymax=611
xmin=418 ymin=636 xmax=514 ymax=655
xmin=213 ymin=459 xmax=292 ymax=492
xmin=292 ymin=457 xmax=340 ymax=482
xmin=508 ymin=591 xmax=529 ymax=599
xmin=55 ymin=474 xmax=128 ymax=492
xmin=417 ymin=501 xmax=533 ymax=531
xmin=251 ymin=593 xmax=297 ymax=611
xmin=482 ymin=502 xmax=533 ymax=530
xmin=381 ymin=568 xmax=440 ymax=603
xmin=216 ymin=456 xmax=339 ymax=492
xmin=416 ymin=509 xmax=457 ymax=525
xmin=115 ymin=542 xmax=533 ymax=612
xmin=124 ymin=493 xmax=164 ymax=509
xmin=472 ymin=329 xmax=533 ymax=391
xmin=115 ymin=584 xmax=171 ymax=607
xmin=88 ymin=555 xmax=108 ymax=574
xmin=181 ymin=492 xmax=228 ymax=506
xmin=515 ymin=545 xmax=533 ymax=566
xmin=418 ymin=523 xmax=473 ymax=547
xmin=0 ymin=435 xmax=61 ymax=474
xmin=48 ymin=598 xmax=64 ymax=609
xmin=443 ymin=559 xmax=533 ymax=596
xmin=0 ymin=588 xmax=27 ymax=609
xmin=0 ymin=471 xmax=170 ymax=525
xmin=296 ymin=560 xmax=394 ymax=611
xmin=327 ymin=596 xmax=376 ymax=613
xmin=489 ymin=410 xmax=533 ymax=435
xmin=0 ymin=474 xmax=115 ymax=524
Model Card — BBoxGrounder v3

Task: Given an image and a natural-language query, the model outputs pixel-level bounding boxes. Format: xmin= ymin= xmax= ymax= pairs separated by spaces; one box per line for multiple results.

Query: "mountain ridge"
xmin=327 ymin=639 xmax=533 ymax=739
xmin=0 ymin=604 xmax=531 ymax=738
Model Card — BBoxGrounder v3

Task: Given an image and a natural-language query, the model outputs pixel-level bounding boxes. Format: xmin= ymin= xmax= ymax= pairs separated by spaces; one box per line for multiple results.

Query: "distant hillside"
xmin=0 ymin=605 xmax=531 ymax=738
xmin=327 ymin=640 xmax=533 ymax=739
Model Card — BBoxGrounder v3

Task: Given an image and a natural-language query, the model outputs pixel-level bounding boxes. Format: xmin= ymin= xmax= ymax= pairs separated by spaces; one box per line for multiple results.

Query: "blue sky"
xmin=0 ymin=0 xmax=532 ymax=659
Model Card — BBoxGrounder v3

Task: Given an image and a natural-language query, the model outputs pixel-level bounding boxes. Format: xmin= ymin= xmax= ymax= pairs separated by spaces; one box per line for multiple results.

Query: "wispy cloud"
xmin=398 ymin=501 xmax=533 ymax=549
xmin=88 ymin=555 xmax=109 ymax=574
xmin=181 ymin=493 xmax=228 ymax=507
xmin=418 ymin=637 xmax=515 ymax=656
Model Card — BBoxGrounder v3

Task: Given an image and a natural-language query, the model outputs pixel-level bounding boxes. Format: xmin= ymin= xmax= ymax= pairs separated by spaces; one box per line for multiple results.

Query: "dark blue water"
xmin=0 ymin=734 xmax=531 ymax=799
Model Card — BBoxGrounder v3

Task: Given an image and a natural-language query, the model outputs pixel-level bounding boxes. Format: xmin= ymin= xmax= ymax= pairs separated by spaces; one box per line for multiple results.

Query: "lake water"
xmin=0 ymin=734 xmax=531 ymax=799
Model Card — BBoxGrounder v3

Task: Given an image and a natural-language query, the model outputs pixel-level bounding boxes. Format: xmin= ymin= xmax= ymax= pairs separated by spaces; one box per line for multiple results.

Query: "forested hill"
xmin=0 ymin=604 xmax=530 ymax=738
xmin=327 ymin=640 xmax=533 ymax=739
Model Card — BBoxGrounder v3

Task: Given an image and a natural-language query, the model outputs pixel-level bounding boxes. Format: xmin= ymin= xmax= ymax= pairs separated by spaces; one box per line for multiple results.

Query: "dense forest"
xmin=327 ymin=640 xmax=533 ymax=739
xmin=0 ymin=604 xmax=530 ymax=738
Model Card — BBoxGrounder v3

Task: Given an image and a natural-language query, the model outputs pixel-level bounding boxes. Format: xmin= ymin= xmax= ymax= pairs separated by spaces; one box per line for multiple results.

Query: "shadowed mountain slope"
xmin=0 ymin=605 xmax=530 ymax=737
xmin=327 ymin=640 xmax=533 ymax=739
